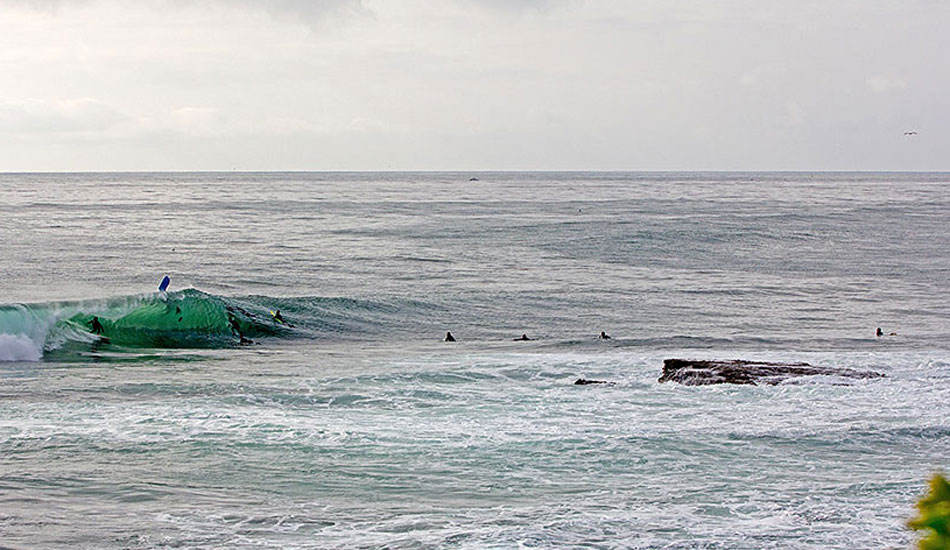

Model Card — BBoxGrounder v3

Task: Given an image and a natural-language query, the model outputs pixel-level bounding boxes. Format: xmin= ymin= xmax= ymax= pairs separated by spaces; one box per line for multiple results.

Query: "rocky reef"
xmin=658 ymin=359 xmax=884 ymax=386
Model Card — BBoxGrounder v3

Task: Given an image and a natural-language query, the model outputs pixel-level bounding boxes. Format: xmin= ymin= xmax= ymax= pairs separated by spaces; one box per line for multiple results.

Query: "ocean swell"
xmin=0 ymin=289 xmax=410 ymax=361
xmin=0 ymin=289 xmax=285 ymax=361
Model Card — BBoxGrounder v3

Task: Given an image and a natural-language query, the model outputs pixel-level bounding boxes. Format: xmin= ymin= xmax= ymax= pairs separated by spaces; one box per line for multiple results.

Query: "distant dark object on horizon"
xmin=904 ymin=131 xmax=918 ymax=136
xmin=469 ymin=177 xmax=479 ymax=181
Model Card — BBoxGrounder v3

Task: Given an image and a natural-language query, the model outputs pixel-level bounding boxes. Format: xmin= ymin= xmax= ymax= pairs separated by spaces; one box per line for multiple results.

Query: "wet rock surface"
xmin=574 ymin=378 xmax=611 ymax=385
xmin=658 ymin=359 xmax=885 ymax=386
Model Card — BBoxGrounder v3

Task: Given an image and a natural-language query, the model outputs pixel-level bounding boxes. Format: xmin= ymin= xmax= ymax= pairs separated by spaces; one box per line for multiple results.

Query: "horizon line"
xmin=2 ymin=169 xmax=950 ymax=175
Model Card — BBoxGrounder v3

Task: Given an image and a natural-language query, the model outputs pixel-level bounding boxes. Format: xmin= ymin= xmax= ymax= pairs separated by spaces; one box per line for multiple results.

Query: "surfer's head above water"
xmin=444 ymin=331 xmax=456 ymax=342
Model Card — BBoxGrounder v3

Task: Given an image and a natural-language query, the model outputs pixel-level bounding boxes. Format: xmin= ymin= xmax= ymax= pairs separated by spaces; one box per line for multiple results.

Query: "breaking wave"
xmin=0 ymin=289 xmax=396 ymax=361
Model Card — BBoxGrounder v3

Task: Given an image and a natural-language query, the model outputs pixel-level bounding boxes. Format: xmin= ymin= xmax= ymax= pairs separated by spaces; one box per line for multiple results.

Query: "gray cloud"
xmin=0 ymin=98 xmax=130 ymax=136
xmin=4 ymin=0 xmax=94 ymax=13
xmin=459 ymin=0 xmax=576 ymax=13
xmin=7 ymin=0 xmax=367 ymax=21
xmin=187 ymin=0 xmax=368 ymax=24
xmin=0 ymin=0 xmax=948 ymax=170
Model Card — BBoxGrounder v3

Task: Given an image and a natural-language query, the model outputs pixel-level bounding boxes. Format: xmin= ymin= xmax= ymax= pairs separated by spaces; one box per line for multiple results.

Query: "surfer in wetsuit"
xmin=599 ymin=331 xmax=611 ymax=340
xmin=228 ymin=312 xmax=253 ymax=345
xmin=271 ymin=309 xmax=294 ymax=327
xmin=228 ymin=313 xmax=241 ymax=334
xmin=444 ymin=331 xmax=456 ymax=342
xmin=89 ymin=316 xmax=104 ymax=334
xmin=514 ymin=333 xmax=531 ymax=341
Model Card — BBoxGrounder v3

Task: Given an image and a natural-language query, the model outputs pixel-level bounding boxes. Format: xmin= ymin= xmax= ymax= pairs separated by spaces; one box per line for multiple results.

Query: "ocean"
xmin=1 ymin=172 xmax=948 ymax=549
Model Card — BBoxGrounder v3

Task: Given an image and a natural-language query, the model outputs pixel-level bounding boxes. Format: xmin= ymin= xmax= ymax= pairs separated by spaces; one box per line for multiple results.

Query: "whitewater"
xmin=1 ymin=172 xmax=949 ymax=549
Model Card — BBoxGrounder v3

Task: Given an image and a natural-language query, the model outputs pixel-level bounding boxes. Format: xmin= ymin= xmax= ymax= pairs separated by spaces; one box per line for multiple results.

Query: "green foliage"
xmin=909 ymin=474 xmax=950 ymax=550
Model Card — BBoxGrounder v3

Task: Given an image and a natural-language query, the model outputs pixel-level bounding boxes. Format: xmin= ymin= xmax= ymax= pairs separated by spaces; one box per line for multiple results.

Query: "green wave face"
xmin=69 ymin=296 xmax=222 ymax=347
xmin=67 ymin=290 xmax=286 ymax=348
xmin=1 ymin=288 xmax=405 ymax=361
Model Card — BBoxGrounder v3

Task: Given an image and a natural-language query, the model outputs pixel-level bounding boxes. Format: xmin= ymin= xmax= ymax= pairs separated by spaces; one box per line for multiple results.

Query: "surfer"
xmin=444 ymin=331 xmax=456 ymax=342
xmin=514 ymin=333 xmax=531 ymax=341
xmin=599 ymin=331 xmax=611 ymax=340
xmin=228 ymin=313 xmax=241 ymax=334
xmin=270 ymin=309 xmax=294 ymax=327
xmin=227 ymin=312 xmax=254 ymax=345
xmin=876 ymin=327 xmax=883 ymax=337
xmin=89 ymin=316 xmax=104 ymax=335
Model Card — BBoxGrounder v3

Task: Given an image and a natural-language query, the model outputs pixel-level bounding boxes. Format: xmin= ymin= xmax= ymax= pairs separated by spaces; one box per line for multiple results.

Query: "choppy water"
xmin=1 ymin=172 xmax=949 ymax=548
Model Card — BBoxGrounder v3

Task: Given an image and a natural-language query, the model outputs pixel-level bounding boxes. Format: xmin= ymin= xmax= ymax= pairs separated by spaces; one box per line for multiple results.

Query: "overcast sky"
xmin=0 ymin=0 xmax=947 ymax=171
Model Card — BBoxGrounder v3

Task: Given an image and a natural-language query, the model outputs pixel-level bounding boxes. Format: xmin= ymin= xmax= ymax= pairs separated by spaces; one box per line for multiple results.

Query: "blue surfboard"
xmin=158 ymin=275 xmax=170 ymax=292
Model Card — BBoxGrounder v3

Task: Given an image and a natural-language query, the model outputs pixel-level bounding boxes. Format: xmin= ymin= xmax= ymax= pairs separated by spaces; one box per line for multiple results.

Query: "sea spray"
xmin=0 ymin=332 xmax=42 ymax=361
xmin=0 ymin=303 xmax=55 ymax=361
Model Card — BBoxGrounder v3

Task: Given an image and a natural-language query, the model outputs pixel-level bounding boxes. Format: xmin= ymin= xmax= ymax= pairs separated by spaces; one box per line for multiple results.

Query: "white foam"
xmin=0 ymin=332 xmax=43 ymax=361
xmin=0 ymin=304 xmax=59 ymax=361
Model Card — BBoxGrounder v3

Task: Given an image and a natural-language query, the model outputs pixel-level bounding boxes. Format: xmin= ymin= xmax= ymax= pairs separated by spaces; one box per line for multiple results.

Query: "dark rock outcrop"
xmin=658 ymin=359 xmax=884 ymax=386
xmin=574 ymin=378 xmax=611 ymax=386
